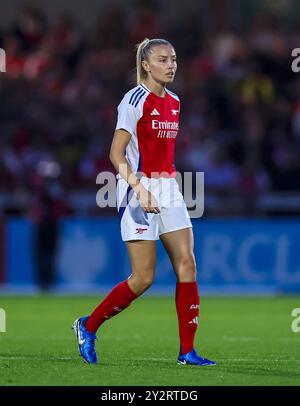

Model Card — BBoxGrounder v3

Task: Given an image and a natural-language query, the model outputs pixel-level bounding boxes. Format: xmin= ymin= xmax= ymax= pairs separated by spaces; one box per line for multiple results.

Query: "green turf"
xmin=0 ymin=295 xmax=300 ymax=386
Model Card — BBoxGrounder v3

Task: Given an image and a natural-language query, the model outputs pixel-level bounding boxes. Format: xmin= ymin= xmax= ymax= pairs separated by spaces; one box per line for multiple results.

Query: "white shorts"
xmin=116 ymin=176 xmax=192 ymax=241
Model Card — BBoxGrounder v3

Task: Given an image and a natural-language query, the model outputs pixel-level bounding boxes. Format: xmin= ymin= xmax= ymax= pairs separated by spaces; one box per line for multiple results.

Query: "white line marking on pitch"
xmin=222 ymin=336 xmax=259 ymax=341
xmin=135 ymin=358 xmax=300 ymax=362
xmin=0 ymin=356 xmax=299 ymax=363
xmin=0 ymin=356 xmax=76 ymax=360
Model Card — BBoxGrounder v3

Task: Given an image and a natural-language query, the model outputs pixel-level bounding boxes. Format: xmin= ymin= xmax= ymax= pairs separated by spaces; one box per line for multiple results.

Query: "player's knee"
xmin=139 ymin=274 xmax=154 ymax=291
xmin=130 ymin=271 xmax=154 ymax=294
xmin=177 ymin=255 xmax=197 ymax=281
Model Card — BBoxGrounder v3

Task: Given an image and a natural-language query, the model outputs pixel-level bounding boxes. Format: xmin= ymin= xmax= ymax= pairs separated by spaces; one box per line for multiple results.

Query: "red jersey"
xmin=115 ymin=83 xmax=180 ymax=178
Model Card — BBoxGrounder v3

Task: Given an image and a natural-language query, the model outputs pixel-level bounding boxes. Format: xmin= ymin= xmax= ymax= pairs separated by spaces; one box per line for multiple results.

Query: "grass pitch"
xmin=0 ymin=295 xmax=300 ymax=386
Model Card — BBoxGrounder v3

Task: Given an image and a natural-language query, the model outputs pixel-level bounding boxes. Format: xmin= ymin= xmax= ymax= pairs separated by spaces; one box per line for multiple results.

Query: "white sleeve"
xmin=115 ymin=93 xmax=140 ymax=137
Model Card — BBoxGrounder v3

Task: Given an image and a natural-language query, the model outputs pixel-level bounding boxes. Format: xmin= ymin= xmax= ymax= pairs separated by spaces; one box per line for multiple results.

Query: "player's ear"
xmin=142 ymin=59 xmax=150 ymax=73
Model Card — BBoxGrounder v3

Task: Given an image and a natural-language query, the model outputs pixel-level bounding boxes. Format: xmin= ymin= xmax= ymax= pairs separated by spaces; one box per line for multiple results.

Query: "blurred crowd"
xmin=0 ymin=2 xmax=300 ymax=218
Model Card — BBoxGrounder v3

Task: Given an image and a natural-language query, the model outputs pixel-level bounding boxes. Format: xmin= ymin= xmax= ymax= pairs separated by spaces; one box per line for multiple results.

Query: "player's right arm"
xmin=109 ymin=129 xmax=160 ymax=214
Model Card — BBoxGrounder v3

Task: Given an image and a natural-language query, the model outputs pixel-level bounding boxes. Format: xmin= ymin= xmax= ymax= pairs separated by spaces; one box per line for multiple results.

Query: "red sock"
xmin=175 ymin=281 xmax=200 ymax=355
xmin=85 ymin=280 xmax=138 ymax=333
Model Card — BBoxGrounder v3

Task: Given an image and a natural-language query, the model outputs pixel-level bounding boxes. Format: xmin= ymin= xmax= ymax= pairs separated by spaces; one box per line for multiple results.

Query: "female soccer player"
xmin=73 ymin=38 xmax=216 ymax=366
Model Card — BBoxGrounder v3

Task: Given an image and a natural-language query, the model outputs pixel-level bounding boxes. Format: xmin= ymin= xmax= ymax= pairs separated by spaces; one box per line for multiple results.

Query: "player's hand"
xmin=134 ymin=184 xmax=160 ymax=214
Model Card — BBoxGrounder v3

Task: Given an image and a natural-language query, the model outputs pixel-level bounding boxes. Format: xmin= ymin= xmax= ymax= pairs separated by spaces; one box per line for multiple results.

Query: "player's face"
xmin=143 ymin=45 xmax=177 ymax=84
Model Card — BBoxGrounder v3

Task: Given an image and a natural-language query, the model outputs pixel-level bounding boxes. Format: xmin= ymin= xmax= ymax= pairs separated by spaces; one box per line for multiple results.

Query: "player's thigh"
xmin=159 ymin=227 xmax=196 ymax=275
xmin=126 ymin=240 xmax=157 ymax=277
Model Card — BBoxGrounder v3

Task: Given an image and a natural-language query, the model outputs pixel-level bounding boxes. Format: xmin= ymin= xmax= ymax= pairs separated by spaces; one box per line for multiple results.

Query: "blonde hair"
xmin=135 ymin=38 xmax=173 ymax=85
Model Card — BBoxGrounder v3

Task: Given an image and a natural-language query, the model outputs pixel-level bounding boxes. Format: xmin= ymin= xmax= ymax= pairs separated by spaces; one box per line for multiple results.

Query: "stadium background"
xmin=1 ymin=0 xmax=300 ymax=388
xmin=1 ymin=0 xmax=300 ymax=294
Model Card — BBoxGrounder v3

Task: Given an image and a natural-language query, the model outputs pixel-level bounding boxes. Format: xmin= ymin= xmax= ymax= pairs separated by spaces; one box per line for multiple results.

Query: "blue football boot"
xmin=72 ymin=316 xmax=98 ymax=364
xmin=177 ymin=349 xmax=216 ymax=366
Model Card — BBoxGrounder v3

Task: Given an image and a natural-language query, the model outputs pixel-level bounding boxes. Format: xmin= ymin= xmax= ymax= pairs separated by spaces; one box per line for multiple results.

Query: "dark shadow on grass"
xmin=98 ymin=359 xmax=300 ymax=381
xmin=220 ymin=364 xmax=300 ymax=380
